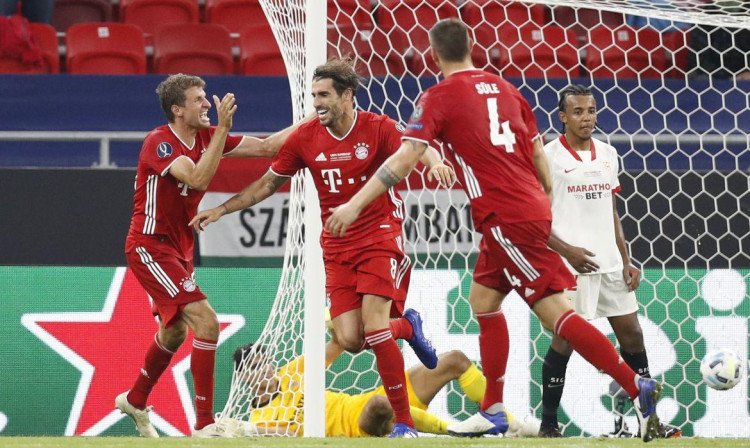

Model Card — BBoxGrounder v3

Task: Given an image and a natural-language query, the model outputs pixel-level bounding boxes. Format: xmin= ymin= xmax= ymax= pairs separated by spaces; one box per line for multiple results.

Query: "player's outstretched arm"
xmin=227 ymin=112 xmax=316 ymax=158
xmin=325 ymin=139 xmax=427 ymax=237
xmin=189 ymin=169 xmax=289 ymax=232
xmin=420 ymin=146 xmax=456 ymax=187
xmin=170 ymin=93 xmax=237 ymax=190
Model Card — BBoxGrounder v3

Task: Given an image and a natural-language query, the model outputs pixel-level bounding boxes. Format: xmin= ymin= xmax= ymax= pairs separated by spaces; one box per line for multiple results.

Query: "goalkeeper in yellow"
xmin=231 ymin=334 xmax=536 ymax=437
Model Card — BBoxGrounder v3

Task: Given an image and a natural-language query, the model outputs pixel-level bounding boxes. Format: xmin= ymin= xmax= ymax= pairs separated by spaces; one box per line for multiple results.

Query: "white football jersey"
xmin=545 ymin=135 xmax=623 ymax=274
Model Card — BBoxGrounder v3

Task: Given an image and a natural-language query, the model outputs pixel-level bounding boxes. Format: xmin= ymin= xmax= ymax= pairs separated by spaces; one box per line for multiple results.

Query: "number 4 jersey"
xmin=403 ymin=69 xmax=550 ymax=232
xmin=127 ymin=124 xmax=244 ymax=259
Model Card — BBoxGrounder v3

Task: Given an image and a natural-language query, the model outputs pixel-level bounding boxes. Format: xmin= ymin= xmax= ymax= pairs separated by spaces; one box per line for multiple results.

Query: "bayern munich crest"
xmin=181 ymin=277 xmax=197 ymax=292
xmin=354 ymin=143 xmax=370 ymax=160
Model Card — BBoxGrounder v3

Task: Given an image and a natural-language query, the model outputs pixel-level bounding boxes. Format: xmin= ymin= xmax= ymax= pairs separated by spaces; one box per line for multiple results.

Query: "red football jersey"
xmin=404 ymin=69 xmax=550 ymax=232
xmin=271 ymin=111 xmax=405 ymax=253
xmin=126 ymin=124 xmax=243 ymax=259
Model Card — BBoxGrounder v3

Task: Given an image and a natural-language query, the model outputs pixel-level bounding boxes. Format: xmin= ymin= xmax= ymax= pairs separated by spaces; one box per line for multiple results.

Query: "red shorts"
xmin=474 ymin=220 xmax=575 ymax=306
xmin=125 ymin=234 xmax=206 ymax=327
xmin=323 ymin=235 xmax=411 ymax=319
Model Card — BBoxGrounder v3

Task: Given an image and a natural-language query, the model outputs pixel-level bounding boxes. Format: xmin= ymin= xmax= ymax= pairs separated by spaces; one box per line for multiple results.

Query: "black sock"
xmin=621 ymin=350 xmax=650 ymax=378
xmin=541 ymin=347 xmax=570 ymax=428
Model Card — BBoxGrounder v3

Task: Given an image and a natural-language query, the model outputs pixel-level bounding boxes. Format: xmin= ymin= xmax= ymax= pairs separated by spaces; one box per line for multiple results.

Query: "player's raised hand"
xmin=189 ymin=205 xmax=227 ymax=232
xmin=623 ymin=264 xmax=641 ymax=291
xmin=564 ymin=246 xmax=599 ymax=273
xmin=325 ymin=202 xmax=360 ymax=238
xmin=213 ymin=93 xmax=237 ymax=130
xmin=427 ymin=162 xmax=456 ymax=187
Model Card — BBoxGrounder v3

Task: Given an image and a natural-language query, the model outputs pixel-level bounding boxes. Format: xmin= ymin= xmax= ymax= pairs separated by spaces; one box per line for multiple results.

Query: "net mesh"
xmin=220 ymin=0 xmax=750 ymax=438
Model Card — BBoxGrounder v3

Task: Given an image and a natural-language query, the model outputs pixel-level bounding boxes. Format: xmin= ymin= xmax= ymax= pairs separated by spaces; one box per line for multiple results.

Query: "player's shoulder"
xmin=592 ymin=137 xmax=619 ymax=157
xmin=543 ymin=135 xmax=564 ymax=153
xmin=144 ymin=124 xmax=174 ymax=143
xmin=359 ymin=110 xmax=403 ymax=133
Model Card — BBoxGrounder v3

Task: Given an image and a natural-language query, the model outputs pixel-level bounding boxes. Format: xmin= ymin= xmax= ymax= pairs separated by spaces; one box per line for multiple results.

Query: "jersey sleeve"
xmin=513 ymin=88 xmax=540 ymax=139
xmin=141 ymin=132 xmax=188 ymax=177
xmin=270 ymin=129 xmax=306 ymax=177
xmin=380 ymin=116 xmax=405 ymax=157
xmin=220 ymin=130 xmax=245 ymax=155
xmin=612 ymin=151 xmax=622 ymax=193
xmin=403 ymin=90 xmax=443 ymax=144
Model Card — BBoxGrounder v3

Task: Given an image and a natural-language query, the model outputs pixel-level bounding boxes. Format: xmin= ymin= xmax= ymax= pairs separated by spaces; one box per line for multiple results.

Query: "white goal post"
xmin=219 ymin=0 xmax=750 ymax=439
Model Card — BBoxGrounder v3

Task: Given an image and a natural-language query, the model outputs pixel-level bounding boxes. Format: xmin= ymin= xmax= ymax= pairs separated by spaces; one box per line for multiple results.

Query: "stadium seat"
xmin=376 ymin=0 xmax=458 ymax=34
xmin=460 ymin=0 xmax=546 ymax=52
xmin=0 ymin=22 xmax=59 ymax=74
xmin=66 ymin=22 xmax=146 ymax=74
xmin=239 ymin=23 xmax=286 ymax=76
xmin=585 ymin=25 xmax=666 ymax=78
xmin=548 ymin=6 xmax=624 ymax=45
xmin=331 ymin=26 xmax=408 ymax=77
xmin=51 ymin=0 xmax=113 ymax=32
xmin=662 ymin=29 xmax=689 ymax=78
xmin=499 ymin=24 xmax=579 ymax=78
xmin=120 ymin=0 xmax=199 ymax=40
xmin=328 ymin=0 xmax=373 ymax=30
xmin=205 ymin=0 xmax=266 ymax=34
xmin=153 ymin=23 xmax=234 ymax=75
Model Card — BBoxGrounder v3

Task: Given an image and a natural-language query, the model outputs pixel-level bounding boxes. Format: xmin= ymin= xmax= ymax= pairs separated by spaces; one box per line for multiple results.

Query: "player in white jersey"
xmin=538 ymin=85 xmax=679 ymax=439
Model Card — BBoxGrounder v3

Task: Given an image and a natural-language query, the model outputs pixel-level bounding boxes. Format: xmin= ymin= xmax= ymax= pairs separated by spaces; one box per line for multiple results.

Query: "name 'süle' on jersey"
xmin=270 ymin=111 xmax=405 ymax=253
xmin=127 ymin=124 xmax=243 ymax=258
xmin=403 ymin=69 xmax=550 ymax=232
xmin=545 ymin=135 xmax=623 ymax=274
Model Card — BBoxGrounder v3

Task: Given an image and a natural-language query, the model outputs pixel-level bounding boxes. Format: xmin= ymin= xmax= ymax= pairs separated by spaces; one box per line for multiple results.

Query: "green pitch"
xmin=2 ymin=438 xmax=750 ymax=448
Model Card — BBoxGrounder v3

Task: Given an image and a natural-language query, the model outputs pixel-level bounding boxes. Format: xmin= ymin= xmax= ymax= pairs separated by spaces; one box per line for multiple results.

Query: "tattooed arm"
xmin=325 ymin=139 xmax=427 ymax=237
xmin=189 ymin=169 xmax=290 ymax=231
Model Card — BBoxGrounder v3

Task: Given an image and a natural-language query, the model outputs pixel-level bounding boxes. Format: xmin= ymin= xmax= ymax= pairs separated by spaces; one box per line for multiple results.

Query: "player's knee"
xmin=159 ymin=325 xmax=187 ymax=351
xmin=360 ymin=395 xmax=394 ymax=437
xmin=439 ymin=350 xmax=472 ymax=378
xmin=336 ymin=332 xmax=365 ymax=353
xmin=618 ymin=327 xmax=645 ymax=353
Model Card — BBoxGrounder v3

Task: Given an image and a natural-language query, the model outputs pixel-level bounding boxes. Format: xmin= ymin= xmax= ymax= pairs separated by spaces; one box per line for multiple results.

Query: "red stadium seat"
xmin=328 ymin=26 xmax=408 ymax=77
xmin=328 ymin=0 xmax=373 ymax=30
xmin=51 ymin=0 xmax=113 ymax=32
xmin=460 ymin=0 xmax=545 ymax=52
xmin=120 ymin=0 xmax=199 ymax=40
xmin=206 ymin=0 xmax=266 ymax=34
xmin=499 ymin=24 xmax=579 ymax=78
xmin=66 ymin=22 xmax=146 ymax=74
xmin=0 ymin=22 xmax=59 ymax=74
xmin=585 ymin=25 xmax=666 ymax=78
xmin=663 ymin=29 xmax=689 ymax=78
xmin=153 ymin=23 xmax=234 ymax=75
xmin=239 ymin=23 xmax=286 ymax=76
xmin=548 ymin=6 xmax=624 ymax=45
xmin=377 ymin=0 xmax=458 ymax=33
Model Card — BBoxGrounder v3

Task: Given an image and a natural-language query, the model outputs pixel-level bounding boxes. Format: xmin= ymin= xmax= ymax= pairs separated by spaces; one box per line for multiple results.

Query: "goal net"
xmin=220 ymin=0 xmax=750 ymax=438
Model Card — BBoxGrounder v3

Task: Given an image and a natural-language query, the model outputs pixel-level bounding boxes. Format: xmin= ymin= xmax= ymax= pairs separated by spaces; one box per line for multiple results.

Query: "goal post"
xmin=219 ymin=0 xmax=750 ymax=439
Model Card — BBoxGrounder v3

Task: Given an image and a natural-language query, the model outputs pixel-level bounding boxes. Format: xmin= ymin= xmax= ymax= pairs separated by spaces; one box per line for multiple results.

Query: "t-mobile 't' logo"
xmin=321 ymin=168 xmax=343 ymax=193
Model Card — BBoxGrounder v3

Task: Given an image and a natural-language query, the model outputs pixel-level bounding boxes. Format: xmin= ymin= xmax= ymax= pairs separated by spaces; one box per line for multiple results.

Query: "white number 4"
xmin=487 ymin=98 xmax=516 ymax=153
xmin=503 ymin=268 xmax=521 ymax=287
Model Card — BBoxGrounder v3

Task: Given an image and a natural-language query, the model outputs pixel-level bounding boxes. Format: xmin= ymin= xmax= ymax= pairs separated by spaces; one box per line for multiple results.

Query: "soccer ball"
xmin=700 ymin=349 xmax=742 ymax=390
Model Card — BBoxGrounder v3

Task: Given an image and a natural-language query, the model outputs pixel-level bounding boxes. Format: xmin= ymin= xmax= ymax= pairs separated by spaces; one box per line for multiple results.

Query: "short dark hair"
xmin=557 ymin=84 xmax=593 ymax=112
xmin=156 ymin=74 xmax=205 ymax=122
xmin=429 ymin=18 xmax=471 ymax=63
xmin=312 ymin=57 xmax=361 ymax=96
xmin=233 ymin=343 xmax=255 ymax=370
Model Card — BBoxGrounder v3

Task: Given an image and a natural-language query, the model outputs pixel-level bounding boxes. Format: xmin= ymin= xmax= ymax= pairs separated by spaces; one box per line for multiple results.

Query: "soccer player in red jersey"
xmin=190 ymin=58 xmax=455 ymax=438
xmin=325 ymin=19 xmax=664 ymax=442
xmin=117 ymin=74 xmax=303 ymax=438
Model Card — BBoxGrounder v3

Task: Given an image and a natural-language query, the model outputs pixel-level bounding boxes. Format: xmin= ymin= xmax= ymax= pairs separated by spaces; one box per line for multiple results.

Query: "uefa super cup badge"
xmin=354 ymin=143 xmax=370 ymax=160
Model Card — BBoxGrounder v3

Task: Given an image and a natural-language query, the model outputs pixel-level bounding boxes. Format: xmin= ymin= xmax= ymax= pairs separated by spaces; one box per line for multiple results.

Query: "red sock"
xmin=365 ymin=328 xmax=414 ymax=428
xmin=556 ymin=310 xmax=639 ymax=398
xmin=389 ymin=318 xmax=413 ymax=340
xmin=128 ymin=334 xmax=174 ymax=409
xmin=192 ymin=337 xmax=217 ymax=430
xmin=360 ymin=318 xmax=413 ymax=350
xmin=476 ymin=310 xmax=509 ymax=411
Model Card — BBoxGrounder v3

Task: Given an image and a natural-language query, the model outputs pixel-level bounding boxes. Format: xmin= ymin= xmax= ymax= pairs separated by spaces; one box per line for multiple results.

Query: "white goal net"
xmin=220 ymin=0 xmax=750 ymax=438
